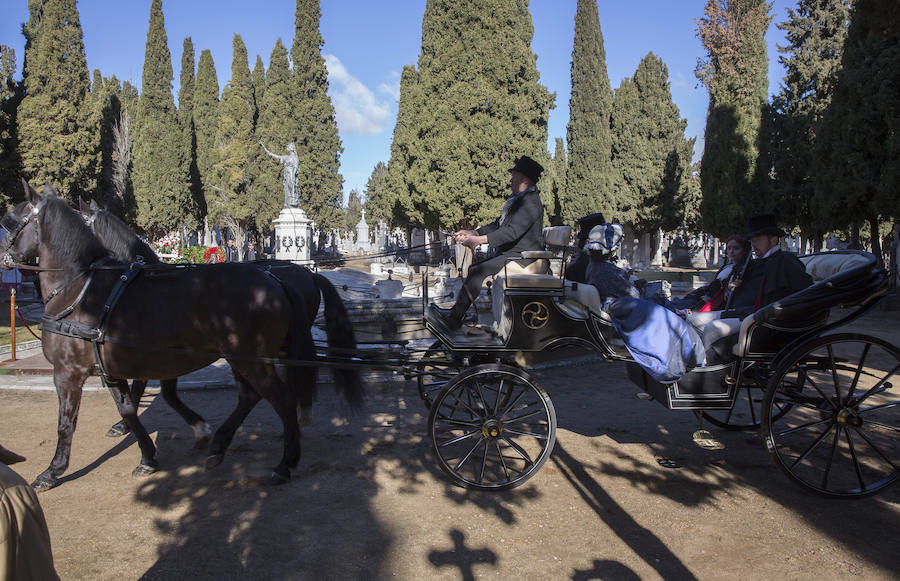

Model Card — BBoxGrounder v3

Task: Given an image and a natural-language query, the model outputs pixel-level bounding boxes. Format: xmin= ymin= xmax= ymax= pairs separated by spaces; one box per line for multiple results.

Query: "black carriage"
xmin=410 ymin=227 xmax=897 ymax=498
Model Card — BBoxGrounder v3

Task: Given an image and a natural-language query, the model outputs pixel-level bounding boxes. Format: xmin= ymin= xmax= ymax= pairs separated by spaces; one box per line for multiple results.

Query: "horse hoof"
xmin=132 ymin=463 xmax=158 ymax=478
xmin=205 ymin=453 xmax=224 ymax=471
xmin=31 ymin=474 xmax=58 ymax=492
xmin=106 ymin=421 xmax=131 ymax=437
xmin=268 ymin=470 xmax=290 ymax=486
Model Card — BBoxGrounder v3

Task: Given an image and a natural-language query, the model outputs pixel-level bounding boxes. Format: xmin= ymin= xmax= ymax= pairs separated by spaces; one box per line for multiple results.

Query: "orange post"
xmin=9 ymin=288 xmax=15 ymax=362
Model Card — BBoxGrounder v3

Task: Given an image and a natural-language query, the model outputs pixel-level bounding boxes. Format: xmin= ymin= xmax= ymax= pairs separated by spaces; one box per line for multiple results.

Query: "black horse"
xmin=78 ymin=200 xmax=356 ymax=441
xmin=0 ymin=182 xmax=363 ymax=490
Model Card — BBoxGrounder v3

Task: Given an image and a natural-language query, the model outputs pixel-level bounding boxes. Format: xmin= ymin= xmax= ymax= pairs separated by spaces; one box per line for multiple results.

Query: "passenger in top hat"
xmin=687 ymin=214 xmax=812 ymax=355
xmin=0 ymin=444 xmax=61 ymax=580
xmin=431 ymin=155 xmax=545 ymax=330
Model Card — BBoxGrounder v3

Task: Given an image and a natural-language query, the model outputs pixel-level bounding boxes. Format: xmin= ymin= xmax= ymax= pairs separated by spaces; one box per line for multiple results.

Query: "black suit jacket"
xmin=723 ymin=249 xmax=812 ymax=319
xmin=476 ymin=186 xmax=544 ymax=257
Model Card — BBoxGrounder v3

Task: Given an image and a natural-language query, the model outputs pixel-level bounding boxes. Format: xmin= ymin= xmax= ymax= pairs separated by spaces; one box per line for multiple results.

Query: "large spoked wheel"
xmin=762 ymin=333 xmax=900 ymax=498
xmin=428 ymin=364 xmax=557 ymax=490
xmin=703 ymin=364 xmax=792 ymax=430
xmin=415 ymin=340 xmax=460 ymax=409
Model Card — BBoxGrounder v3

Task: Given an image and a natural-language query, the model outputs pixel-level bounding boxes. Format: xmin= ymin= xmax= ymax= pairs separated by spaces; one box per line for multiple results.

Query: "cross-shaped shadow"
xmin=428 ymin=529 xmax=498 ymax=581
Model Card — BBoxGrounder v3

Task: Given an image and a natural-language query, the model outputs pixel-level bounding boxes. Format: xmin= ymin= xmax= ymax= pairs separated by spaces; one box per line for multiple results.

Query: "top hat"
xmin=508 ymin=156 xmax=544 ymax=183
xmin=746 ymin=214 xmax=786 ymax=238
xmin=576 ymin=212 xmax=607 ymax=244
xmin=0 ymin=444 xmax=26 ymax=465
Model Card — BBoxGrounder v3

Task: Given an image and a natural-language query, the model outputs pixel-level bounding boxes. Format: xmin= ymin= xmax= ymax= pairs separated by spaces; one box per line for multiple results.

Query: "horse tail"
xmin=312 ymin=272 xmax=365 ymax=410
xmin=277 ymin=277 xmax=318 ymax=406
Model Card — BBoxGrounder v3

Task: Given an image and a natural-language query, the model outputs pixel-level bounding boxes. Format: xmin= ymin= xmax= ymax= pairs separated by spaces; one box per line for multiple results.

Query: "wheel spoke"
xmin=854 ymin=363 xmax=900 ymax=406
xmin=439 ymin=417 xmax=482 ymax=429
xmin=493 ymin=378 xmax=506 ymax=416
xmin=827 ymin=344 xmax=842 ymax=401
xmin=495 ymin=440 xmax=512 ymax=482
xmin=789 ymin=423 xmax=835 ymax=469
xmin=820 ymin=424 xmax=841 ymax=489
xmin=776 ymin=415 xmax=833 ymax=437
xmin=501 ymin=435 xmax=535 ymax=467
xmin=860 ymin=420 xmax=900 ymax=434
xmin=452 ymin=435 xmax=486 ymax=471
xmin=801 ymin=373 xmax=839 ymax=412
xmin=504 ymin=427 xmax=550 ymax=440
xmin=852 ymin=427 xmax=900 ymax=471
xmin=503 ymin=406 xmax=545 ymax=424
xmin=497 ymin=385 xmax=529 ymax=417
xmin=845 ymin=342 xmax=871 ymax=403
xmin=844 ymin=427 xmax=867 ymax=492
xmin=438 ymin=428 xmax=480 ymax=448
xmin=747 ymin=386 xmax=758 ymax=425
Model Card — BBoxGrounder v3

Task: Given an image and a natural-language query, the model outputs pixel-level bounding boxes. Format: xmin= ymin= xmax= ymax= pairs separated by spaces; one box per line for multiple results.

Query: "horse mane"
xmin=40 ymin=197 xmax=112 ymax=277
xmin=89 ymin=209 xmax=161 ymax=264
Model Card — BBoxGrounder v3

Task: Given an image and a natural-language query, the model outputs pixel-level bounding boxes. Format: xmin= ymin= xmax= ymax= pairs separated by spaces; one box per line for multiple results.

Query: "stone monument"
xmin=355 ymin=209 xmax=370 ymax=253
xmin=262 ymin=140 xmax=314 ymax=264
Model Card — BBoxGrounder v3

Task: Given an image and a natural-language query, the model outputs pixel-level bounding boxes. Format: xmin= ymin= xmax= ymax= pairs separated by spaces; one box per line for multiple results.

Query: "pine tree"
xmin=611 ymin=53 xmax=694 ymax=233
xmin=696 ymin=0 xmax=772 ymax=238
xmin=814 ymin=0 xmax=900 ymax=261
xmin=291 ymin=0 xmax=344 ymax=231
xmin=344 ymin=188 xmax=362 ymax=235
xmin=131 ymin=0 xmax=192 ymax=236
xmin=565 ymin=0 xmax=613 ymax=226
xmin=210 ymin=34 xmax=256 ymax=253
xmin=254 ymin=39 xmax=292 ymax=229
xmin=547 ymin=137 xmax=567 ymax=226
xmin=18 ymin=0 xmax=98 ymax=201
xmin=394 ymin=0 xmax=553 ymax=231
xmin=194 ymin=49 xmax=219 ymax=223
xmin=769 ymin=0 xmax=851 ymax=243
xmin=178 ymin=37 xmax=203 ymax=228
xmin=363 ymin=161 xmax=390 ymax=227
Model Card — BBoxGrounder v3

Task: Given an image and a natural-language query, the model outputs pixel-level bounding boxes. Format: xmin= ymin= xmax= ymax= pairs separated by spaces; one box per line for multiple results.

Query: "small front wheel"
xmin=428 ymin=364 xmax=556 ymax=490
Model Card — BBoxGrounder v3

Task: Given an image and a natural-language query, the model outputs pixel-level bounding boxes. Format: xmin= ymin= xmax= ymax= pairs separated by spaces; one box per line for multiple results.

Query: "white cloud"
xmin=378 ymin=71 xmax=401 ymax=101
xmin=324 ymin=54 xmax=391 ymax=135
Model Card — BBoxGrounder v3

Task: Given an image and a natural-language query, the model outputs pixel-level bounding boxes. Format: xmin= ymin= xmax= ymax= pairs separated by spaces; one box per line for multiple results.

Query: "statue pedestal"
xmin=273 ymin=207 xmax=313 ymax=264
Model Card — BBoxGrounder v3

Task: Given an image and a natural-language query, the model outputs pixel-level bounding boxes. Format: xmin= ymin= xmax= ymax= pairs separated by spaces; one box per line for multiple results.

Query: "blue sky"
xmin=1 ymin=0 xmax=796 ymax=201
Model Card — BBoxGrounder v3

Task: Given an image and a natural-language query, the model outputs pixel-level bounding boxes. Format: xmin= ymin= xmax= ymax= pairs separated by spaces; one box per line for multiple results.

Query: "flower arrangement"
xmin=203 ymin=246 xmax=226 ymax=263
xmin=155 ymin=233 xmax=184 ymax=261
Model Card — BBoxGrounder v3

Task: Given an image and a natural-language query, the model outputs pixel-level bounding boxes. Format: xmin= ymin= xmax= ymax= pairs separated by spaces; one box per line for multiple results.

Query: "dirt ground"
xmin=1 ymin=310 xmax=899 ymax=581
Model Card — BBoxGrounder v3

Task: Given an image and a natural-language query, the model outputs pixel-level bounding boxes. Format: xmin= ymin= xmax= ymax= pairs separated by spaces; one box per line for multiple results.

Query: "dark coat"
xmin=723 ymin=249 xmax=812 ymax=319
xmin=476 ymin=185 xmax=544 ymax=257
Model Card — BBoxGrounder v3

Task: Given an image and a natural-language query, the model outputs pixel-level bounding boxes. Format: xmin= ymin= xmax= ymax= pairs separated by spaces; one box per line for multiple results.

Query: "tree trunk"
xmin=868 ymin=216 xmax=883 ymax=268
xmin=849 ymin=223 xmax=861 ymax=250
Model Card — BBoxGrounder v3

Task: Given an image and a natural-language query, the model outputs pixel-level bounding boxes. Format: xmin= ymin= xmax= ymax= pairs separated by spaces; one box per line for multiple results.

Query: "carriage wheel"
xmin=428 ymin=364 xmax=557 ymax=490
xmin=762 ymin=333 xmax=900 ymax=498
xmin=416 ymin=341 xmax=460 ymax=409
xmin=702 ymin=364 xmax=791 ymax=430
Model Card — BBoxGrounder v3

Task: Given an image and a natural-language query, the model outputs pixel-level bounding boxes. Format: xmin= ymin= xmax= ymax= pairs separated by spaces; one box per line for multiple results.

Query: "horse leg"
xmin=268 ymin=378 xmax=302 ymax=485
xmin=205 ymin=374 xmax=261 ymax=471
xmin=157 ymin=378 xmax=212 ymax=448
xmin=106 ymin=378 xmax=159 ymax=477
xmin=106 ymin=379 xmax=147 ymax=437
xmin=32 ymin=369 xmax=87 ymax=492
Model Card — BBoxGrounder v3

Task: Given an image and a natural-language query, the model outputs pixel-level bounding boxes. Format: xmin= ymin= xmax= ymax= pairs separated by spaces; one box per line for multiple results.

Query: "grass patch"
xmin=0 ymin=300 xmax=42 ymax=346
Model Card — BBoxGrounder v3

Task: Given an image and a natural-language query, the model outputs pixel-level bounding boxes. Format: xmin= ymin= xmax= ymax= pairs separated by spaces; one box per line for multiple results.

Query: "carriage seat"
xmin=732 ymin=250 xmax=883 ymax=358
xmin=495 ymin=226 xmax=572 ymax=290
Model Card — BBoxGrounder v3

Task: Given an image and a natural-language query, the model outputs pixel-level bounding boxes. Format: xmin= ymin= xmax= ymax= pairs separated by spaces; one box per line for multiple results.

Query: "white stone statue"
xmin=260 ymin=141 xmax=300 ymax=209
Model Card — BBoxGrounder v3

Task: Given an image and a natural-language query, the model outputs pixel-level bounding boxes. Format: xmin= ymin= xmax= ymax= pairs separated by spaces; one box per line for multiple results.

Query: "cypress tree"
xmin=397 ymin=0 xmax=553 ymax=231
xmin=178 ymin=37 xmax=203 ymax=228
xmin=565 ymin=0 xmax=613 ymax=226
xmin=210 ymin=34 xmax=256 ymax=252
xmin=769 ymin=0 xmax=850 ymax=244
xmin=254 ymin=39 xmax=292 ymax=229
xmin=696 ymin=0 xmax=772 ymax=238
xmin=131 ymin=0 xmax=192 ymax=236
xmin=0 ymin=46 xmax=22 ymax=208
xmin=814 ymin=0 xmax=900 ymax=260
xmin=611 ymin=53 xmax=694 ymax=233
xmin=363 ymin=161 xmax=390 ymax=227
xmin=251 ymin=55 xmax=265 ymax=128
xmin=385 ymin=64 xmax=423 ymax=226
xmin=92 ymin=72 xmax=121 ymax=210
xmin=291 ymin=0 xmax=344 ymax=231
xmin=194 ymin=49 xmax=219 ymax=224
xmin=18 ymin=0 xmax=98 ymax=201
xmin=344 ymin=188 xmax=362 ymax=235
xmin=547 ymin=137 xmax=567 ymax=226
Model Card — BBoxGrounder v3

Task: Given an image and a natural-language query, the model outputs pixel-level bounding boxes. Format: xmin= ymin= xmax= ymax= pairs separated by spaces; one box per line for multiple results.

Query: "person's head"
xmin=227 ymin=238 xmax=235 ymax=247
xmin=724 ymin=234 xmax=750 ymax=264
xmin=746 ymin=214 xmax=785 ymax=257
xmin=248 ymin=240 xmax=255 ymax=248
xmin=585 ymin=223 xmax=624 ymax=260
xmin=508 ymin=156 xmax=543 ymax=193
xmin=576 ymin=212 xmax=606 ymax=249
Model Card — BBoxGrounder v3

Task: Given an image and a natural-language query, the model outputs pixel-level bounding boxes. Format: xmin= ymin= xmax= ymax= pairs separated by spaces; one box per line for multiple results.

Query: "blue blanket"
xmin=607 ymin=297 xmax=706 ymax=383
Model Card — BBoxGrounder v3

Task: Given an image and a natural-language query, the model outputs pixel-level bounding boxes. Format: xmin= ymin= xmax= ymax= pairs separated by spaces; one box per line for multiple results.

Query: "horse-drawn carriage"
xmin=411 ymin=226 xmax=898 ymax=498
xmin=1 ymin=186 xmax=897 ymax=499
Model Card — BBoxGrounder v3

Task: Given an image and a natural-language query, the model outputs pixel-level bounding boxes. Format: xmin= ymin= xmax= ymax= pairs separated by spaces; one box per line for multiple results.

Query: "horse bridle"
xmin=0 ymin=198 xmax=46 ymax=268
